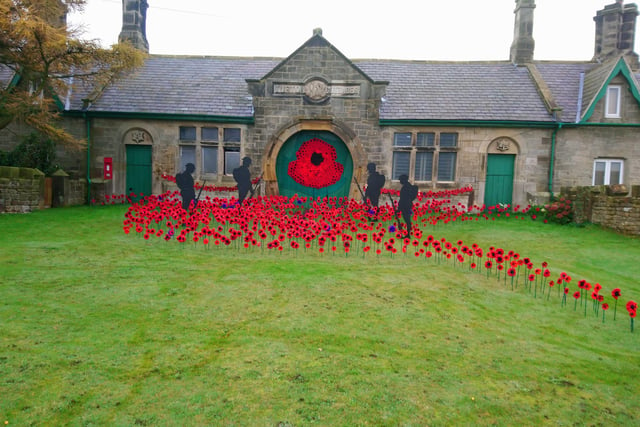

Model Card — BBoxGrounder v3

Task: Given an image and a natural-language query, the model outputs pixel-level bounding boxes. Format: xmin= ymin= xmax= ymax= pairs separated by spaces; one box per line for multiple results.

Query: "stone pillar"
xmin=510 ymin=0 xmax=536 ymax=65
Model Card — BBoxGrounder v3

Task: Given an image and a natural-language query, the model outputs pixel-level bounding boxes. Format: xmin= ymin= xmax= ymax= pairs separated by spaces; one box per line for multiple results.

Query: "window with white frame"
xmin=392 ymin=131 xmax=458 ymax=182
xmin=605 ymin=85 xmax=621 ymax=118
xmin=593 ymin=159 xmax=623 ymax=185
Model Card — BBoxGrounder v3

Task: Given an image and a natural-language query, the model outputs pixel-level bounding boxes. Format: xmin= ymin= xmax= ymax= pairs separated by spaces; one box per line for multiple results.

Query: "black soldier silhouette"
xmin=364 ymin=162 xmax=385 ymax=218
xmin=176 ymin=163 xmax=196 ymax=212
xmin=233 ymin=156 xmax=253 ymax=205
xmin=398 ymin=174 xmax=419 ymax=237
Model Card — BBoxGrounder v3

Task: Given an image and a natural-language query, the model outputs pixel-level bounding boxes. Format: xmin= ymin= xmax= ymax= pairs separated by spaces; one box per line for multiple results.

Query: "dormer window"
xmin=605 ymin=85 xmax=621 ymax=118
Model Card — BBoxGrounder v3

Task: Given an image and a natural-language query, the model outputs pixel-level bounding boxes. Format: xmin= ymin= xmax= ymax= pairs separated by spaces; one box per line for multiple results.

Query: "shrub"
xmin=531 ymin=196 xmax=574 ymax=225
xmin=0 ymin=132 xmax=58 ymax=175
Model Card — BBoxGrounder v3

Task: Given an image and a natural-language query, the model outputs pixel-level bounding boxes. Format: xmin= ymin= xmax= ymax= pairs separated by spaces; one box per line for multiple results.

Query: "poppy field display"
xmin=120 ymin=187 xmax=638 ymax=333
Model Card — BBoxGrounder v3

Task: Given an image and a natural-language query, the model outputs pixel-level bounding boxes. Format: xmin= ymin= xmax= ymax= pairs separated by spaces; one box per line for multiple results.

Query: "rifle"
xmin=249 ymin=172 xmax=264 ymax=199
xmin=193 ymin=179 xmax=206 ymax=208
xmin=386 ymin=190 xmax=401 ymax=226
xmin=353 ymin=177 xmax=366 ymax=201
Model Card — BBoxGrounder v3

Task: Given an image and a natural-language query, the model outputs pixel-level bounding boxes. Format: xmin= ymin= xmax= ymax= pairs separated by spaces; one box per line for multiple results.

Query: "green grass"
xmin=1 ymin=205 xmax=639 ymax=426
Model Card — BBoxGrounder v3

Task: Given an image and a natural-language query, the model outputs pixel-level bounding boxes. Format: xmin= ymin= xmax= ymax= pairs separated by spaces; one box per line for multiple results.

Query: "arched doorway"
xmin=484 ymin=137 xmax=519 ymax=208
xmin=124 ymin=128 xmax=153 ymax=201
xmin=275 ymin=130 xmax=354 ymax=199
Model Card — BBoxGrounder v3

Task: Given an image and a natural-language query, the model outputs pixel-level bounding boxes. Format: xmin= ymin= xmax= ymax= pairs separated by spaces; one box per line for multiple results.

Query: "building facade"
xmin=3 ymin=0 xmax=640 ymax=207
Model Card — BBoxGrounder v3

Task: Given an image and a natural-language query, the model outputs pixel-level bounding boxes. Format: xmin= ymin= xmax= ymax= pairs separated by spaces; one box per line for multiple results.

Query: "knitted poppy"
xmin=288 ymin=138 xmax=344 ymax=189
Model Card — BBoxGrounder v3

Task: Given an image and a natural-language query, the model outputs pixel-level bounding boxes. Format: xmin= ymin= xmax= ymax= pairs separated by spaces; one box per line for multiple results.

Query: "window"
xmin=176 ymin=125 xmax=245 ymax=176
xmin=440 ymin=133 xmax=458 ymax=148
xmin=179 ymin=145 xmax=196 ymax=172
xmin=202 ymin=146 xmax=218 ymax=174
xmin=224 ymin=128 xmax=241 ymax=142
xmin=201 ymin=127 xmax=219 ymax=141
xmin=394 ymin=133 xmax=412 ymax=147
xmin=437 ymin=152 xmax=457 ymax=181
xmin=593 ymin=159 xmax=623 ymax=185
xmin=224 ymin=147 xmax=240 ymax=175
xmin=392 ymin=131 xmax=458 ymax=182
xmin=414 ymin=151 xmax=433 ymax=181
xmin=605 ymin=85 xmax=621 ymax=118
xmin=416 ymin=133 xmax=435 ymax=147
xmin=179 ymin=126 xmax=196 ymax=141
xmin=392 ymin=151 xmax=410 ymax=180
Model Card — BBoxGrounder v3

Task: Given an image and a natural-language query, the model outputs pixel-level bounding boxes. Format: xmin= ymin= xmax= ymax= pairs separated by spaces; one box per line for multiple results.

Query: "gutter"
xmin=379 ymin=119 xmax=557 ymax=129
xmin=64 ymin=110 xmax=255 ymax=125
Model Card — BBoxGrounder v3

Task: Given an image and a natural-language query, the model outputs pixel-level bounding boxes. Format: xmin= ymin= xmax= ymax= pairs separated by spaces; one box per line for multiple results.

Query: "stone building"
xmin=2 ymin=0 xmax=640 ymax=207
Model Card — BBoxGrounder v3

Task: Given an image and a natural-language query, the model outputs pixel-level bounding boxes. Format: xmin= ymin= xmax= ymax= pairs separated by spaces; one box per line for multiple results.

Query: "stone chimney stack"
xmin=118 ymin=0 xmax=149 ymax=52
xmin=593 ymin=1 xmax=639 ymax=67
xmin=510 ymin=0 xmax=536 ymax=65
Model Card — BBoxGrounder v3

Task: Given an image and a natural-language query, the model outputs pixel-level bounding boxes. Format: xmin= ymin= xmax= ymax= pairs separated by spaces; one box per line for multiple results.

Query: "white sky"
xmin=68 ymin=0 xmax=640 ymax=61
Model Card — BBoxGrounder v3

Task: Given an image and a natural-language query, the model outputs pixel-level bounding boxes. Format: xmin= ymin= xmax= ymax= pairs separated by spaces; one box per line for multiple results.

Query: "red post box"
xmin=104 ymin=157 xmax=113 ymax=180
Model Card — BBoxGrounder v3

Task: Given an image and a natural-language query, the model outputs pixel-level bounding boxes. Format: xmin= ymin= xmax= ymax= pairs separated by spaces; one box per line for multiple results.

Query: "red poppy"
xmin=602 ymin=303 xmax=609 ymax=310
xmin=626 ymin=300 xmax=638 ymax=314
xmin=288 ymin=138 xmax=344 ymax=188
xmin=612 ymin=288 xmax=622 ymax=300
xmin=573 ymin=291 xmax=581 ymax=300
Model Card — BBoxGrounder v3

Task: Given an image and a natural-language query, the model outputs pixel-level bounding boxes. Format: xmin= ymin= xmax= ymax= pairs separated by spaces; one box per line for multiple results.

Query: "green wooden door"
xmin=126 ymin=145 xmax=152 ymax=201
xmin=276 ymin=131 xmax=353 ymax=200
xmin=485 ymin=154 xmax=515 ymax=208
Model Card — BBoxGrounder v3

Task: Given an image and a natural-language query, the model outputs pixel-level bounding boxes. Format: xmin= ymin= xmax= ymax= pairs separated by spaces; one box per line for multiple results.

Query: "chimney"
xmin=510 ymin=0 xmax=536 ymax=65
xmin=118 ymin=0 xmax=149 ymax=52
xmin=593 ymin=0 xmax=639 ymax=67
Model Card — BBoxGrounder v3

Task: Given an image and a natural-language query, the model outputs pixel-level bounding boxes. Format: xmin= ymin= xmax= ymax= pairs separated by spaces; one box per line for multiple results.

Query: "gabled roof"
xmin=64 ymin=37 xmax=640 ymax=125
xmin=257 ymin=31 xmax=383 ymax=85
xmin=579 ymin=56 xmax=640 ymax=122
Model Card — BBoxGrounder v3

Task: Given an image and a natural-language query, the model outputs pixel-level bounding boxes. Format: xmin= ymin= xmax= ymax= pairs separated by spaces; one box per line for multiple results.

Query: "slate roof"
xmin=0 ymin=64 xmax=16 ymax=89
xmin=83 ymin=56 xmax=280 ymax=116
xmin=356 ymin=60 xmax=553 ymax=122
xmin=60 ymin=54 xmax=639 ymax=124
xmin=533 ymin=62 xmax=598 ymax=123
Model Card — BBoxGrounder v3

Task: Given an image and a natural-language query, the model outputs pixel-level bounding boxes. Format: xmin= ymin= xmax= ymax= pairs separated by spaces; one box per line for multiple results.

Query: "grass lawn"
xmin=1 ymin=204 xmax=639 ymax=426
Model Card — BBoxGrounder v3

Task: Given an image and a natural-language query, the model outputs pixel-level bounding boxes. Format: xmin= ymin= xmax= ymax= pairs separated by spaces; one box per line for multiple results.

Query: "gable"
xmin=259 ymin=32 xmax=379 ymax=84
xmin=249 ymin=31 xmax=388 ymax=104
xmin=581 ymin=56 xmax=640 ymax=123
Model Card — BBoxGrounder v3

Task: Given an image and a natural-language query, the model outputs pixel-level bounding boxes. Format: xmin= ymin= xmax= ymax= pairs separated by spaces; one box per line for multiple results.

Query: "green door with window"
xmin=276 ymin=130 xmax=353 ymax=200
xmin=126 ymin=145 xmax=152 ymax=201
xmin=485 ymin=154 xmax=514 ymax=208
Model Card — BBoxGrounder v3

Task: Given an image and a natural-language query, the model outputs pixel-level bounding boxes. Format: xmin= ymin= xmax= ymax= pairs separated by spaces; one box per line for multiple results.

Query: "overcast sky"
xmin=68 ymin=0 xmax=640 ymax=61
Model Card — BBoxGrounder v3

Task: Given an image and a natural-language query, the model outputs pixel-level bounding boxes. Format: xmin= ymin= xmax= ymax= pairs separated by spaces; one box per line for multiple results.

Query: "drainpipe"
xmin=84 ymin=110 xmax=91 ymax=205
xmin=548 ymin=123 xmax=562 ymax=202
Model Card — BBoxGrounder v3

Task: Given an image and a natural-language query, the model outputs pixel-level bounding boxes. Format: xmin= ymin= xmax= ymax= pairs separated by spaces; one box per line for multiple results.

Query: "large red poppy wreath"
xmin=288 ymin=138 xmax=344 ymax=189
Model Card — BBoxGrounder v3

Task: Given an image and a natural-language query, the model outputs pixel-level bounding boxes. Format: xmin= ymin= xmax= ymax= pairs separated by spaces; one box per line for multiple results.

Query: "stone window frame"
xmin=391 ymin=131 xmax=459 ymax=183
xmin=593 ymin=158 xmax=624 ymax=185
xmin=176 ymin=125 xmax=244 ymax=178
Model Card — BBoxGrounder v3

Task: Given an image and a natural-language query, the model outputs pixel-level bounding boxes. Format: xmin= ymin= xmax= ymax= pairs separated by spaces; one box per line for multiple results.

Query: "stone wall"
xmin=562 ymin=185 xmax=640 ymax=235
xmin=0 ymin=167 xmax=45 ymax=213
xmin=0 ymin=166 xmax=90 ymax=212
